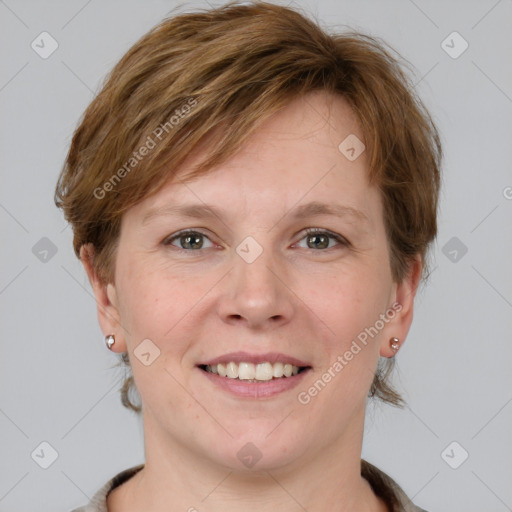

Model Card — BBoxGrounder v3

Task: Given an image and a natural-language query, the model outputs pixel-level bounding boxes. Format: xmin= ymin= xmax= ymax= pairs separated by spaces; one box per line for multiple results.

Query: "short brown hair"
xmin=55 ymin=1 xmax=442 ymax=411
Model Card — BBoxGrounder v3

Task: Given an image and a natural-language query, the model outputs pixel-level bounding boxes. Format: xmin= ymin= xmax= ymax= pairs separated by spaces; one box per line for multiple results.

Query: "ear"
xmin=80 ymin=244 xmax=127 ymax=353
xmin=380 ymin=254 xmax=423 ymax=357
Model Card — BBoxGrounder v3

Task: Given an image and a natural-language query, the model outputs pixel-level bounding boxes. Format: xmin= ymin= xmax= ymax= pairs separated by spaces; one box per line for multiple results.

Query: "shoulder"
xmin=361 ymin=459 xmax=430 ymax=512
xmin=69 ymin=464 xmax=144 ymax=512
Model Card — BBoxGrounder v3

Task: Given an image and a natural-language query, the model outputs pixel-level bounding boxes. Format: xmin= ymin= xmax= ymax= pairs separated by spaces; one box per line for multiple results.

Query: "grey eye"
xmin=306 ymin=233 xmax=330 ymax=249
xmin=295 ymin=229 xmax=347 ymax=250
xmin=165 ymin=231 xmax=214 ymax=250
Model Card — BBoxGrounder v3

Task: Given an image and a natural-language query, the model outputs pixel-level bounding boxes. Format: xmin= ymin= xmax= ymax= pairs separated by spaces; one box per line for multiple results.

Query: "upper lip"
xmin=198 ymin=351 xmax=311 ymax=368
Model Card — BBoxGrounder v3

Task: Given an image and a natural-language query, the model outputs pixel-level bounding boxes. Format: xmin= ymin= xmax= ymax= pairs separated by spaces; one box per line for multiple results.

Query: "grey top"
xmin=71 ymin=460 xmax=429 ymax=512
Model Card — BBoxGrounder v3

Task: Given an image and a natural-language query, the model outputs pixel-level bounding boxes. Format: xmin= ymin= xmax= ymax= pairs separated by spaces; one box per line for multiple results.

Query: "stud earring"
xmin=105 ymin=334 xmax=115 ymax=350
xmin=390 ymin=337 xmax=400 ymax=353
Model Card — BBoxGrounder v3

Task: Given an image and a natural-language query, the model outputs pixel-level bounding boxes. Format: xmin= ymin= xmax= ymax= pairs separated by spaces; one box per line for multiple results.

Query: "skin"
xmin=82 ymin=90 xmax=421 ymax=512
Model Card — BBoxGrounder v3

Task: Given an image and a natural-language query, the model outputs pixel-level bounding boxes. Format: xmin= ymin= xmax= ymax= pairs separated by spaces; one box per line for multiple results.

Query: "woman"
xmin=55 ymin=1 xmax=441 ymax=510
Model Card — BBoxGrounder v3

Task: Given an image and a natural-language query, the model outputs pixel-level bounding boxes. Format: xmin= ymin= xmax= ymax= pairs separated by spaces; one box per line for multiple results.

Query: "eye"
xmin=163 ymin=230 xmax=214 ymax=250
xmin=295 ymin=228 xmax=349 ymax=250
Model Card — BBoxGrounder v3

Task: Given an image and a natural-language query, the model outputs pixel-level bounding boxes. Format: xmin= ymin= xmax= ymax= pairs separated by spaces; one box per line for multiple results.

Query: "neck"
xmin=108 ymin=407 xmax=387 ymax=512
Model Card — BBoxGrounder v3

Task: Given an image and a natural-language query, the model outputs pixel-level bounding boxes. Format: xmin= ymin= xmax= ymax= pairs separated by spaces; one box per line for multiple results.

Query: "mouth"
xmin=198 ymin=361 xmax=311 ymax=382
xmin=196 ymin=352 xmax=312 ymax=398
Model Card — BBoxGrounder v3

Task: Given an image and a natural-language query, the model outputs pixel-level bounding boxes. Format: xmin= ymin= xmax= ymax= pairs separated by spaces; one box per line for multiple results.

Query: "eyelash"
xmin=162 ymin=228 xmax=350 ymax=252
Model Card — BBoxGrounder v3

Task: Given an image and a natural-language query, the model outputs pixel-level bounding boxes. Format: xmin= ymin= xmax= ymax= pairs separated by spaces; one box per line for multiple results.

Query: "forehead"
xmin=184 ymin=90 xmax=364 ymax=176
xmin=125 ymin=90 xmax=380 ymax=229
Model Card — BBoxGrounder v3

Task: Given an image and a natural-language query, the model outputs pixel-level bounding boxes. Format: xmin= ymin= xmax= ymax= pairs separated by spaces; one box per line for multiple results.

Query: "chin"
xmin=206 ymin=428 xmax=311 ymax=473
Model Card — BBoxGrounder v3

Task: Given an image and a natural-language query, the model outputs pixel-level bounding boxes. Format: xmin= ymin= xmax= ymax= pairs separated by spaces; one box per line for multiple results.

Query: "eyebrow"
xmin=142 ymin=200 xmax=370 ymax=226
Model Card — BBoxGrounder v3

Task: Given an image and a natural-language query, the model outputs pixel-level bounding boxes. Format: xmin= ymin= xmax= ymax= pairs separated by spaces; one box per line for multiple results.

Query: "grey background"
xmin=1 ymin=0 xmax=511 ymax=511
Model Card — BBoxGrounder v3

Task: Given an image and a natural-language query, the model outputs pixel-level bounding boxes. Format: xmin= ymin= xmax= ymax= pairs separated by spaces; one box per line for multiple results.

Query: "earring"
xmin=390 ymin=337 xmax=400 ymax=353
xmin=105 ymin=334 xmax=115 ymax=350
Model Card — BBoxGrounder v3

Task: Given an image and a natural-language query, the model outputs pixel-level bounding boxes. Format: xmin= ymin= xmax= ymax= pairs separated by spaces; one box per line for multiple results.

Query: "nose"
xmin=216 ymin=245 xmax=295 ymax=330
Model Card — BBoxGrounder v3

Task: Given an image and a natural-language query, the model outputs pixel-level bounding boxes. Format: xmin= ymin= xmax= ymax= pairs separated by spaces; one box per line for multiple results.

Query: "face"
xmin=86 ymin=91 xmax=419 ymax=472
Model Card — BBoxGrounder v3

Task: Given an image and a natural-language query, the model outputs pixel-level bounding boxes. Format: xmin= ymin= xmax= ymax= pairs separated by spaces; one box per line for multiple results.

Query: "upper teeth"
xmin=206 ymin=362 xmax=300 ymax=380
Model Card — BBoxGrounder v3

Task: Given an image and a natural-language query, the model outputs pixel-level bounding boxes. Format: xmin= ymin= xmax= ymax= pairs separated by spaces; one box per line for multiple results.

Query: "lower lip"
xmin=198 ymin=367 xmax=311 ymax=399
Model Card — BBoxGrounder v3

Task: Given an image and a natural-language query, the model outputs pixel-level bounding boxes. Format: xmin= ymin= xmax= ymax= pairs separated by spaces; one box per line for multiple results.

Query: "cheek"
xmin=115 ymin=256 xmax=218 ymax=360
xmin=115 ymin=267 xmax=193 ymax=404
xmin=115 ymin=256 xmax=178 ymax=341
xmin=308 ymin=264 xmax=387 ymax=336
xmin=302 ymin=262 xmax=389 ymax=397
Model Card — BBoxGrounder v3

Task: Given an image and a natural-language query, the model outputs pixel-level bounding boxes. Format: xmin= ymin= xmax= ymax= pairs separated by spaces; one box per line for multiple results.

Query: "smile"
xmin=196 ymin=352 xmax=312 ymax=398
xmin=201 ymin=361 xmax=306 ymax=381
